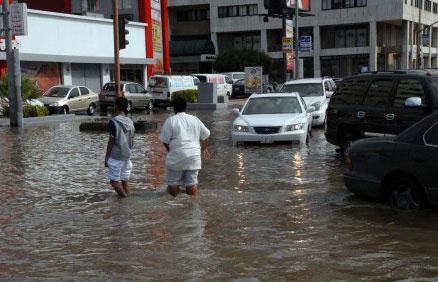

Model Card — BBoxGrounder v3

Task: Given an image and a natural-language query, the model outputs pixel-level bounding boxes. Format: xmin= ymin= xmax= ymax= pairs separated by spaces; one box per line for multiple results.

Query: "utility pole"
xmin=2 ymin=0 xmax=22 ymax=127
xmin=112 ymin=0 xmax=121 ymax=97
xmin=294 ymin=4 xmax=299 ymax=79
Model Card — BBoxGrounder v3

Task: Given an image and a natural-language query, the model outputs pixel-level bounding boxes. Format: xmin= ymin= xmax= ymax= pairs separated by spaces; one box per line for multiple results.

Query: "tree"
xmin=0 ymin=74 xmax=39 ymax=101
xmin=213 ymin=48 xmax=272 ymax=74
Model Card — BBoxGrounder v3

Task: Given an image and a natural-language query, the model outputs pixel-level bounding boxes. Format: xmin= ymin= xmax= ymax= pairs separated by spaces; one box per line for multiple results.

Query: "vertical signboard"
xmin=286 ymin=19 xmax=294 ymax=71
xmin=151 ymin=0 xmax=163 ymax=73
xmin=244 ymin=66 xmax=263 ymax=94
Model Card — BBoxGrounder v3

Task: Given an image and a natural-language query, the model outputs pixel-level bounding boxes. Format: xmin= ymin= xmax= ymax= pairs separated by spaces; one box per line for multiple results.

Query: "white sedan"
xmin=231 ymin=93 xmax=314 ymax=145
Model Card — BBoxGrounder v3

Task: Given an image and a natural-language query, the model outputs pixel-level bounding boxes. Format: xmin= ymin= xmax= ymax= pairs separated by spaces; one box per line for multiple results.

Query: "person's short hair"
xmin=173 ymin=96 xmax=187 ymax=113
xmin=115 ymin=96 xmax=129 ymax=113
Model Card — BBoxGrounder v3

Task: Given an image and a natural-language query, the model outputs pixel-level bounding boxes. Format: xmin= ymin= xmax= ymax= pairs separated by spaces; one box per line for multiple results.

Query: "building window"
xmin=433 ymin=3 xmax=438 ymax=13
xmin=177 ymin=9 xmax=209 ymax=22
xmin=425 ymin=0 xmax=432 ymax=11
xmin=118 ymin=0 xmax=132 ymax=9
xmin=321 ymin=0 xmax=367 ymax=10
xmin=233 ymin=33 xmax=261 ymax=50
xmin=218 ymin=4 xmax=258 ymax=18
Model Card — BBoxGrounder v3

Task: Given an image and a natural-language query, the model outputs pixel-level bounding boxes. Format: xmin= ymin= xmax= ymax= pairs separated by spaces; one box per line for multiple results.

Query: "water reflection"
xmin=1 ymin=106 xmax=438 ymax=280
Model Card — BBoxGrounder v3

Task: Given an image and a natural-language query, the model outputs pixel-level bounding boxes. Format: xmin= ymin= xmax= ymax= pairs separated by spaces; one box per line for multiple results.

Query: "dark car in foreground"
xmin=344 ymin=110 xmax=438 ymax=210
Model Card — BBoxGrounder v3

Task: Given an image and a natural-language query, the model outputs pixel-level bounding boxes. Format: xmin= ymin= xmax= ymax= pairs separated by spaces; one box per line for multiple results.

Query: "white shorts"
xmin=107 ymin=158 xmax=132 ymax=182
xmin=167 ymin=169 xmax=198 ymax=187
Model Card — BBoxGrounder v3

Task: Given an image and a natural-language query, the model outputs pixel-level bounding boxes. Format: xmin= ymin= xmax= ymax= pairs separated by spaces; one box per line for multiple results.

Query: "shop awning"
xmin=170 ymin=39 xmax=215 ymax=56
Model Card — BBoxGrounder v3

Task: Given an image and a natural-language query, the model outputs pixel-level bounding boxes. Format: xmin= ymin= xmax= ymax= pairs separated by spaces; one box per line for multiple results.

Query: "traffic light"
xmin=264 ymin=0 xmax=285 ymax=14
xmin=118 ymin=15 xmax=129 ymax=49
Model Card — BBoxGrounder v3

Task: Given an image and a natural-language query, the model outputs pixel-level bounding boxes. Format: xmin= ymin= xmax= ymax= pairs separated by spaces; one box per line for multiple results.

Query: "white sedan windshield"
xmin=280 ymin=83 xmax=323 ymax=97
xmin=242 ymin=97 xmax=302 ymax=115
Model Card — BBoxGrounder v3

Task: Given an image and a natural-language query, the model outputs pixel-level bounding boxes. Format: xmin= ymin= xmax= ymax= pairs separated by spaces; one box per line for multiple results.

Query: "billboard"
xmin=286 ymin=0 xmax=310 ymax=11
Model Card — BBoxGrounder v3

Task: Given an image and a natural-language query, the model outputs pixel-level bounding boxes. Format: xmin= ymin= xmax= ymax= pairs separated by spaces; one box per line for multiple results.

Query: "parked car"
xmin=263 ymin=83 xmax=274 ymax=93
xmin=99 ymin=81 xmax=154 ymax=112
xmin=231 ymin=79 xmax=248 ymax=99
xmin=280 ymin=77 xmax=336 ymax=126
xmin=37 ymin=85 xmax=99 ymax=115
xmin=344 ymin=110 xmax=438 ymax=210
xmin=221 ymin=72 xmax=245 ymax=84
xmin=147 ymin=75 xmax=197 ymax=106
xmin=325 ymin=70 xmax=438 ymax=156
xmin=231 ymin=93 xmax=314 ymax=145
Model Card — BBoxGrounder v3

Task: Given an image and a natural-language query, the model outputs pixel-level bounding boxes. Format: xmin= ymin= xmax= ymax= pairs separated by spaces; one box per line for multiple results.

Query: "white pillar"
xmin=401 ymin=20 xmax=410 ymax=70
xmin=62 ymin=63 xmax=72 ymax=85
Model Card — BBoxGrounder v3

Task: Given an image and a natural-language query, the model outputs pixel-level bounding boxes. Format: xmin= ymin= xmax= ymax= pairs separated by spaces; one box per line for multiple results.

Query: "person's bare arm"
xmin=105 ymin=137 xmax=115 ymax=167
xmin=201 ymin=138 xmax=210 ymax=160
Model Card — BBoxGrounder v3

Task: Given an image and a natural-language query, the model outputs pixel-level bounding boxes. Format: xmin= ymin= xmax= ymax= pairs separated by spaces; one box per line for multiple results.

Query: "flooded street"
xmin=1 ymin=103 xmax=438 ymax=281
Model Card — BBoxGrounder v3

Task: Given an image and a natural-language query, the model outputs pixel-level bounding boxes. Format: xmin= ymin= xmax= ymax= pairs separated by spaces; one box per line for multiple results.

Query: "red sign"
xmin=286 ymin=0 xmax=310 ymax=11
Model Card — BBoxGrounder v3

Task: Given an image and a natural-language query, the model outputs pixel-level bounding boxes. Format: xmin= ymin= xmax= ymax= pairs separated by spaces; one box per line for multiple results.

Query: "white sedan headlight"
xmin=49 ymin=102 xmax=59 ymax=107
xmin=285 ymin=123 xmax=304 ymax=131
xmin=310 ymin=101 xmax=321 ymax=111
xmin=233 ymin=124 xmax=249 ymax=132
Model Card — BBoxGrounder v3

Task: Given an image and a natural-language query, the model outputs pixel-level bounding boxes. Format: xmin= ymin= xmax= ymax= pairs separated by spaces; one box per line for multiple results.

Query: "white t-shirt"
xmin=159 ymin=112 xmax=210 ymax=170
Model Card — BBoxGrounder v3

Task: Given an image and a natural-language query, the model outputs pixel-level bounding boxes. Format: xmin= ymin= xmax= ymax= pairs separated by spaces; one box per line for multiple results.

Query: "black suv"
xmin=325 ymin=70 xmax=438 ymax=155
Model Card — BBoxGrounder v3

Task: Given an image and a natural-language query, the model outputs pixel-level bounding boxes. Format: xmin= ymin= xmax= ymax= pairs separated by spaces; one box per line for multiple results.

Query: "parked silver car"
xmin=37 ymin=85 xmax=99 ymax=115
xmin=99 ymin=81 xmax=154 ymax=112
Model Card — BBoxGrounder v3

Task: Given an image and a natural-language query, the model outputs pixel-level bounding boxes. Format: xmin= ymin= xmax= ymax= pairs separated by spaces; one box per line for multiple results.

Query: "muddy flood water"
xmin=1 ymin=103 xmax=438 ymax=281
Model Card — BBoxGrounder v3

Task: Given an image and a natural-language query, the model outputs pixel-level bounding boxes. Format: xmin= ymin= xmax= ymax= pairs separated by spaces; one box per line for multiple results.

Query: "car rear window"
xmin=331 ymin=77 xmax=369 ymax=105
xmin=103 ymin=83 xmax=118 ymax=91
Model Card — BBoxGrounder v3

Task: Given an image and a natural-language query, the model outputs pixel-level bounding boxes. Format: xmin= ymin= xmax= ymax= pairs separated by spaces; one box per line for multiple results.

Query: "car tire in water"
xmin=126 ymin=101 xmax=132 ymax=112
xmin=386 ymin=176 xmax=427 ymax=210
xmin=87 ymin=103 xmax=96 ymax=116
xmin=147 ymin=100 xmax=154 ymax=111
xmin=61 ymin=106 xmax=68 ymax=115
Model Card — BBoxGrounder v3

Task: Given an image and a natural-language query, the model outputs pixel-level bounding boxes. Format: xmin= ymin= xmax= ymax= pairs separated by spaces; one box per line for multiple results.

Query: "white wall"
xmin=4 ymin=9 xmax=150 ymax=64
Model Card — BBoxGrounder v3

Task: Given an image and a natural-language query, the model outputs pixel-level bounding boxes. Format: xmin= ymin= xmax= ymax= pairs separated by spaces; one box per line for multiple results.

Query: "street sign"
xmin=0 ymin=3 xmax=28 ymax=36
xmin=423 ymin=33 xmax=430 ymax=46
xmin=282 ymin=37 xmax=293 ymax=54
xmin=300 ymin=35 xmax=312 ymax=52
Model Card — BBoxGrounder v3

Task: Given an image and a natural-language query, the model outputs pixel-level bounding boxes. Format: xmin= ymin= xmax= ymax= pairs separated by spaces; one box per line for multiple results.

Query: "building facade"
xmin=167 ymin=0 xmax=438 ymax=82
xmin=2 ymin=0 xmax=169 ymax=93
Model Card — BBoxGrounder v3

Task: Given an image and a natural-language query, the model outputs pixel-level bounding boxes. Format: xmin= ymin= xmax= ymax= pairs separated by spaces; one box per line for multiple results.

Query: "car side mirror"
xmin=232 ymin=108 xmax=240 ymax=116
xmin=405 ymin=97 xmax=422 ymax=107
xmin=307 ymin=106 xmax=315 ymax=113
xmin=326 ymin=91 xmax=334 ymax=98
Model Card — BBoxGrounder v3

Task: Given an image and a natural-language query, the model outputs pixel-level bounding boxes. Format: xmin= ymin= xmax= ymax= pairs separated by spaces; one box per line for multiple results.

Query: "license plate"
xmin=153 ymin=93 xmax=161 ymax=97
xmin=105 ymin=96 xmax=114 ymax=101
xmin=260 ymin=135 xmax=274 ymax=143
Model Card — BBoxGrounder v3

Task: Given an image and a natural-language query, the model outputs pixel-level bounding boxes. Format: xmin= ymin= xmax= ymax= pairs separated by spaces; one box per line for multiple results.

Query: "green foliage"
xmin=213 ymin=48 xmax=272 ymax=74
xmin=172 ymin=89 xmax=198 ymax=103
xmin=0 ymin=74 xmax=39 ymax=101
xmin=2 ymin=105 xmax=49 ymax=117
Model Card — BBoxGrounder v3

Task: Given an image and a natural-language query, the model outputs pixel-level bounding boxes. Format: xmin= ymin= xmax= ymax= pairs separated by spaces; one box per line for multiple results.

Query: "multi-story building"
xmin=167 ymin=0 xmax=438 ymax=82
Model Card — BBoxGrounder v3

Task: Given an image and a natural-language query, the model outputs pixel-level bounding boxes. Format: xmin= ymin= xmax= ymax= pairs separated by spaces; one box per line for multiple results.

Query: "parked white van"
xmin=192 ymin=73 xmax=232 ymax=97
xmin=147 ymin=75 xmax=198 ymax=106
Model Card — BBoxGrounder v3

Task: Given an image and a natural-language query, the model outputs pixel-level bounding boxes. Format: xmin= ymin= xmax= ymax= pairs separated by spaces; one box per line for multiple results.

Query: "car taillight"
xmin=122 ymin=91 xmax=126 ymax=97
xmin=347 ymin=153 xmax=352 ymax=170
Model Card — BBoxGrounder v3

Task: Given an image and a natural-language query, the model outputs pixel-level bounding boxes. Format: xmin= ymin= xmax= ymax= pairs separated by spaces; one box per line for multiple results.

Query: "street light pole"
xmin=2 ymin=0 xmax=22 ymax=127
xmin=294 ymin=5 xmax=299 ymax=79
xmin=112 ymin=0 xmax=121 ymax=97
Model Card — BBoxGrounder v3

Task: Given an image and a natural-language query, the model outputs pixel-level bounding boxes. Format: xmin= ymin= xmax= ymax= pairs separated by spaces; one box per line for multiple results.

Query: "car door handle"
xmin=356 ymin=111 xmax=365 ymax=118
xmin=386 ymin=113 xmax=395 ymax=120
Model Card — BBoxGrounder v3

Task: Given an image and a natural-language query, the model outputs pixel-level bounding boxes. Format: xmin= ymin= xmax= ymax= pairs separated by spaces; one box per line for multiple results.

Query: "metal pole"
xmin=112 ymin=0 xmax=121 ymax=97
xmin=294 ymin=5 xmax=299 ymax=79
xmin=419 ymin=0 xmax=423 ymax=69
xmin=3 ymin=0 xmax=22 ymax=127
xmin=282 ymin=12 xmax=287 ymax=83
